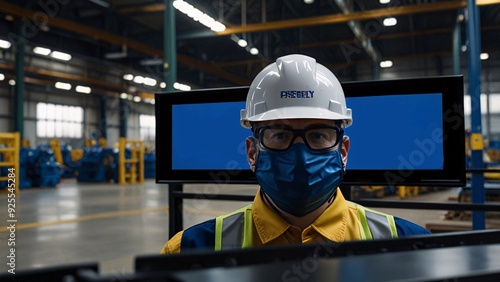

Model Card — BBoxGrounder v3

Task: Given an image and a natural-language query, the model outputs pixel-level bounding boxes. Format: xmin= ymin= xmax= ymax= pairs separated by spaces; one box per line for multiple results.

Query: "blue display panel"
xmin=172 ymin=102 xmax=248 ymax=170
xmin=157 ymin=76 xmax=465 ymax=186
xmin=171 ymin=94 xmax=443 ymax=171
xmin=347 ymin=93 xmax=443 ymax=170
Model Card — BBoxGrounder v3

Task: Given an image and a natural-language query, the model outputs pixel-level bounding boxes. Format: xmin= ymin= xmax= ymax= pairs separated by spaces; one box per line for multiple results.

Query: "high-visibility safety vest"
xmin=214 ymin=203 xmax=398 ymax=251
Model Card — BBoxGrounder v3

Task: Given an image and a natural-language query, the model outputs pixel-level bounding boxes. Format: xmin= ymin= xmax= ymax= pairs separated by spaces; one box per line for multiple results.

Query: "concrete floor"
xmin=0 ymin=179 xmax=463 ymax=275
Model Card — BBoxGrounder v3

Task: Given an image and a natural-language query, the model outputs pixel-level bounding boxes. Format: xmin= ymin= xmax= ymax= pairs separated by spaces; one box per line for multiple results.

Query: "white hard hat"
xmin=240 ymin=54 xmax=352 ymax=128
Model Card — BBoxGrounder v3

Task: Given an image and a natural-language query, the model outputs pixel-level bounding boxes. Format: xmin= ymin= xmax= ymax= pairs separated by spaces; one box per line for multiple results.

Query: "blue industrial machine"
xmin=77 ymin=146 xmax=115 ymax=182
xmin=18 ymin=146 xmax=62 ymax=188
xmin=60 ymin=146 xmax=81 ymax=178
xmin=144 ymin=152 xmax=156 ymax=179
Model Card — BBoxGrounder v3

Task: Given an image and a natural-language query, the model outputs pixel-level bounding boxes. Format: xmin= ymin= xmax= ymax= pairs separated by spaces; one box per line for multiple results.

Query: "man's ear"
xmin=246 ymin=137 xmax=258 ymax=172
xmin=341 ymin=135 xmax=350 ymax=169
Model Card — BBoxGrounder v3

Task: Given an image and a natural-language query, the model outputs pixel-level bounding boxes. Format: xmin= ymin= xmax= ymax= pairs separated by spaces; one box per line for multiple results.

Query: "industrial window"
xmin=140 ymin=114 xmax=155 ymax=141
xmin=36 ymin=102 xmax=83 ymax=138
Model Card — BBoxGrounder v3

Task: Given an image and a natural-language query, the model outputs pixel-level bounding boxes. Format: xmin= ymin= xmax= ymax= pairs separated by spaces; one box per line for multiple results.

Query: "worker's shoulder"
xmin=394 ymin=217 xmax=432 ymax=236
xmin=180 ymin=218 xmax=217 ymax=250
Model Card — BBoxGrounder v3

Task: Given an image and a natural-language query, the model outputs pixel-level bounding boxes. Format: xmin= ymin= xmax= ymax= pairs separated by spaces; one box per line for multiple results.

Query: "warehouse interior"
xmin=1 ymin=0 xmax=500 ymax=279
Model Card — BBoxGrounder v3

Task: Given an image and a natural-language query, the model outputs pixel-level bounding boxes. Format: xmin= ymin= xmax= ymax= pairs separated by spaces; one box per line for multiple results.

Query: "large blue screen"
xmin=172 ymin=93 xmax=443 ymax=170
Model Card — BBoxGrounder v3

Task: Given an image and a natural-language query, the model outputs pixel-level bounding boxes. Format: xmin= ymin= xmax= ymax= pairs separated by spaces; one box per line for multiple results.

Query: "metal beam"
xmin=333 ymin=0 xmax=380 ymax=62
xmin=216 ymin=0 xmax=500 ymax=35
xmin=118 ymin=3 xmax=165 ymax=14
xmin=0 ymin=1 xmax=249 ymax=86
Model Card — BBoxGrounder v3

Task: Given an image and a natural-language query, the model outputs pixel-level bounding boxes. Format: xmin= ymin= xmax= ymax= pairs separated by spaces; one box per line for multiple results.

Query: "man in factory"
xmin=161 ymin=54 xmax=430 ymax=254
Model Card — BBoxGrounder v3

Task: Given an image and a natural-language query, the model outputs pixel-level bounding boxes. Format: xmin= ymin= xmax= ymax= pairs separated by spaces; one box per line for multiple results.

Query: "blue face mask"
xmin=255 ymin=142 xmax=344 ymax=217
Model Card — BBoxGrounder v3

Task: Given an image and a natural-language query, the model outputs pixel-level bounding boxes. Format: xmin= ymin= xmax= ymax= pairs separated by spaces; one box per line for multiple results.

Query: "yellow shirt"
xmin=161 ymin=189 xmax=363 ymax=254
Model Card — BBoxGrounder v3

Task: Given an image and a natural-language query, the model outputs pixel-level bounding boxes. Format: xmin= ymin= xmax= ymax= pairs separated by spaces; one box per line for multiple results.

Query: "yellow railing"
xmin=0 ymin=132 xmax=20 ymax=194
xmin=118 ymin=138 xmax=144 ymax=185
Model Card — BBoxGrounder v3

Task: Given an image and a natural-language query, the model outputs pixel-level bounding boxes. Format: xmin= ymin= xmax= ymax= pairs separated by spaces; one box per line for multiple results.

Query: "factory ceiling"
xmin=0 ymin=0 xmax=499 ymax=95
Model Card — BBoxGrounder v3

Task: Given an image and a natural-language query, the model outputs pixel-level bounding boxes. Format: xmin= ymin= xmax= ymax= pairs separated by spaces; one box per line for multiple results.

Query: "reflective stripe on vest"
xmin=215 ymin=203 xmax=398 ymax=250
xmin=215 ymin=204 xmax=253 ymax=251
xmin=355 ymin=203 xmax=398 ymax=240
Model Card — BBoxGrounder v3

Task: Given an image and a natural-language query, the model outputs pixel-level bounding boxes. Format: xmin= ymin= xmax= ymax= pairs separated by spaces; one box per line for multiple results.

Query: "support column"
xmin=119 ymin=98 xmax=128 ymax=138
xmin=14 ymin=24 xmax=25 ymax=139
xmin=372 ymin=60 xmax=380 ymax=80
xmin=100 ymin=96 xmax=107 ymax=139
xmin=164 ymin=0 xmax=177 ymax=91
xmin=466 ymin=0 xmax=485 ymax=230
xmin=452 ymin=12 xmax=462 ymax=75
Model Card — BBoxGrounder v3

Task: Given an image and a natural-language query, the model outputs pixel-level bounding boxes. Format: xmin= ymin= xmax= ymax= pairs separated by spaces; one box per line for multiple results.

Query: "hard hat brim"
xmin=241 ymin=106 xmax=352 ymax=128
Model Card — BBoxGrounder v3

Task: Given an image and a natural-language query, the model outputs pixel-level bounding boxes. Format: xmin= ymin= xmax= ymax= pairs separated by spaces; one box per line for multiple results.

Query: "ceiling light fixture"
xmin=173 ymin=0 xmax=226 ymax=32
xmin=480 ymin=53 xmax=489 ymax=60
xmin=237 ymin=39 xmax=248 ymax=47
xmin=380 ymin=60 xmax=393 ymax=68
xmin=0 ymin=39 xmax=11 ymax=49
xmin=120 ymin=93 xmax=128 ymax=99
xmin=123 ymin=74 xmax=134 ymax=81
xmin=133 ymin=76 xmax=145 ymax=84
xmin=0 ymin=74 xmax=4 ymax=81
xmin=105 ymin=45 xmax=127 ymax=59
xmin=50 ymin=51 xmax=72 ymax=61
xmin=33 ymin=46 xmax=51 ymax=56
xmin=174 ymin=82 xmax=191 ymax=91
xmin=379 ymin=0 xmax=390 ymax=4
xmin=55 ymin=82 xmax=72 ymax=90
xmin=250 ymin=48 xmax=259 ymax=55
xmin=9 ymin=79 xmax=15 ymax=86
xmin=383 ymin=17 xmax=397 ymax=27
xmin=143 ymin=77 xmax=157 ymax=87
xmin=139 ymin=58 xmax=163 ymax=66
xmin=76 ymin=85 xmax=91 ymax=94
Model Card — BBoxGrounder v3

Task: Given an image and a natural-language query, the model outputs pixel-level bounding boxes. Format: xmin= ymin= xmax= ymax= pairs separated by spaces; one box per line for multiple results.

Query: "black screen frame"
xmin=156 ymin=75 xmax=465 ymax=186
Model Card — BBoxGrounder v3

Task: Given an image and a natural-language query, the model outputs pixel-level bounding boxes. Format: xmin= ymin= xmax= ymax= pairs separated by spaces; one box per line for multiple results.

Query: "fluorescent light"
xmin=133 ymin=96 xmax=141 ymax=102
xmin=379 ymin=0 xmax=390 ymax=4
xmin=304 ymin=0 xmax=314 ymax=3
xmin=0 ymin=74 xmax=4 ymax=81
xmin=380 ymin=60 xmax=393 ymax=68
xmin=9 ymin=79 xmax=15 ymax=86
xmin=34 ymin=46 xmax=51 ymax=56
xmin=133 ymin=76 xmax=145 ymax=84
xmin=160 ymin=82 xmax=166 ymax=89
xmin=0 ymin=39 xmax=11 ymax=49
xmin=174 ymin=82 xmax=191 ymax=91
xmin=143 ymin=77 xmax=157 ymax=86
xmin=140 ymin=58 xmax=163 ymax=66
xmin=123 ymin=74 xmax=134 ymax=81
xmin=211 ymin=22 xmax=226 ymax=32
xmin=383 ymin=17 xmax=397 ymax=27
xmin=50 ymin=51 xmax=72 ymax=61
xmin=250 ymin=48 xmax=259 ymax=55
xmin=150 ymin=99 xmax=156 ymax=105
xmin=76 ymin=85 xmax=91 ymax=94
xmin=480 ymin=53 xmax=489 ymax=60
xmin=120 ymin=93 xmax=128 ymax=99
xmin=55 ymin=82 xmax=72 ymax=90
xmin=237 ymin=39 xmax=248 ymax=47
xmin=173 ymin=0 xmax=226 ymax=32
